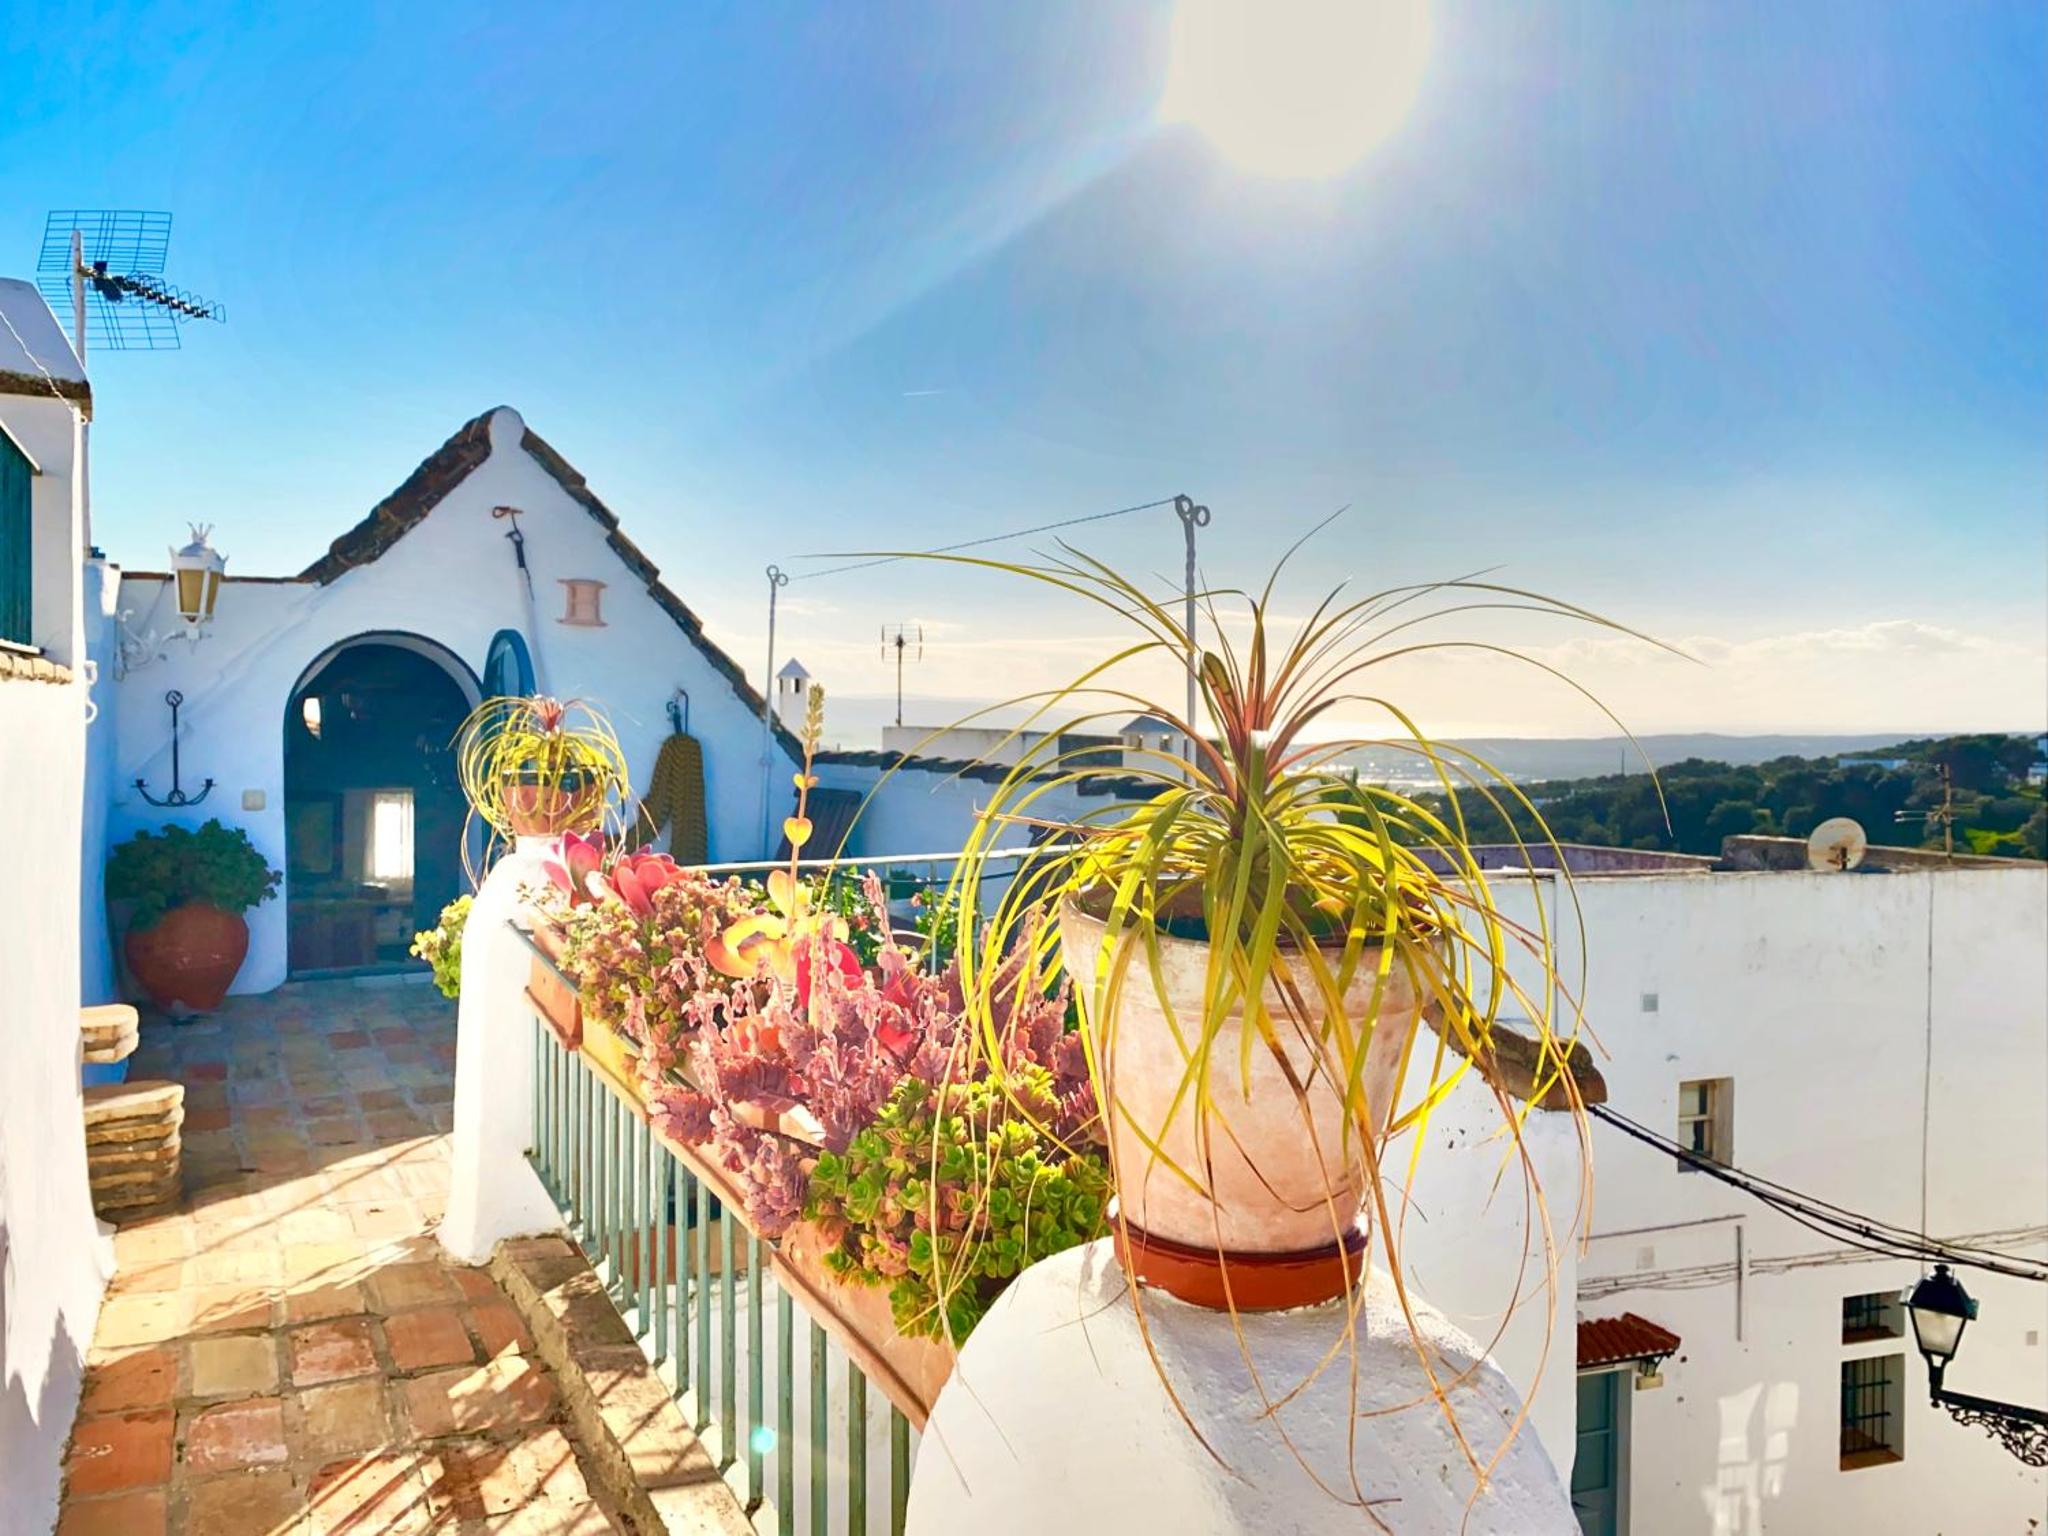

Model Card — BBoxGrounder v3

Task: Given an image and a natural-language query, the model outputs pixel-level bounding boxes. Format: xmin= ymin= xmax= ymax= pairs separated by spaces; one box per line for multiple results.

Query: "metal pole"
xmin=1173 ymin=495 xmax=1210 ymax=753
xmin=759 ymin=564 xmax=789 ymax=857
xmin=71 ymin=228 xmax=91 ymax=552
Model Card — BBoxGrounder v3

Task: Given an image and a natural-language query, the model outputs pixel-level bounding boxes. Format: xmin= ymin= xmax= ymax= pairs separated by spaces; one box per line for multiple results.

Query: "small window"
xmin=1842 ymin=1291 xmax=1903 ymax=1344
xmin=559 ymin=579 xmax=606 ymax=627
xmin=1676 ymin=1078 xmax=1732 ymax=1170
xmin=0 ymin=428 xmax=32 ymax=647
xmin=1840 ymin=1354 xmax=1904 ymax=1468
xmin=366 ymin=790 xmax=415 ymax=883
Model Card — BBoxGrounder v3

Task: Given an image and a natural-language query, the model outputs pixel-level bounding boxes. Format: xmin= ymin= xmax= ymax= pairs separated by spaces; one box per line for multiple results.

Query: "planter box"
xmin=645 ymin=1117 xmax=955 ymax=1429
xmin=522 ymin=918 xmax=583 ymax=1050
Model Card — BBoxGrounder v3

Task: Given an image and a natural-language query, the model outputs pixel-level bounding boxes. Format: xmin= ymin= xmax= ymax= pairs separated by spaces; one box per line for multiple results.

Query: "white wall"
xmin=1567 ymin=867 xmax=2048 ymax=1534
xmin=78 ymin=559 xmax=118 ymax=1002
xmin=106 ymin=407 xmax=798 ymax=993
xmin=0 ymin=358 xmax=111 ymax=1535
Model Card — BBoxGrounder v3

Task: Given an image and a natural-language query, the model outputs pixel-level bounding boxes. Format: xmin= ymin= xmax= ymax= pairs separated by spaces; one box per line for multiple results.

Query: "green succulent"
xmin=806 ymin=1067 xmax=1109 ymax=1342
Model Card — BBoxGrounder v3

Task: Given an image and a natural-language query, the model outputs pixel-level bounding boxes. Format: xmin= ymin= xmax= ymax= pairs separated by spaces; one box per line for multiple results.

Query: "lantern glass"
xmin=1905 ymin=1265 xmax=1975 ymax=1369
xmin=170 ymin=525 xmax=226 ymax=626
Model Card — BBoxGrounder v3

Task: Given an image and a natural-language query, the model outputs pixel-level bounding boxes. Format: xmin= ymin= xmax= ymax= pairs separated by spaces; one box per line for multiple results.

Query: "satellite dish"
xmin=1807 ymin=817 xmax=1868 ymax=872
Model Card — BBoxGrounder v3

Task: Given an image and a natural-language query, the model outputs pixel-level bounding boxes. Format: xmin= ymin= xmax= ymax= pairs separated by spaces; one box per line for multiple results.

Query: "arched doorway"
xmin=284 ymin=636 xmax=477 ymax=975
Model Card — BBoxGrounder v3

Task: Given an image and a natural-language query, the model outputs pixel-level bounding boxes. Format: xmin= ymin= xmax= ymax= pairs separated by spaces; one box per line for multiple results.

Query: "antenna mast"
xmin=881 ymin=622 xmax=923 ymax=729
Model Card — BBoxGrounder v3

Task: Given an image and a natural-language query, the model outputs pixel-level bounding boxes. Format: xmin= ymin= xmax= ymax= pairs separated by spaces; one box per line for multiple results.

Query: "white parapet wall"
xmin=0 ymin=667 xmax=115 ymax=1535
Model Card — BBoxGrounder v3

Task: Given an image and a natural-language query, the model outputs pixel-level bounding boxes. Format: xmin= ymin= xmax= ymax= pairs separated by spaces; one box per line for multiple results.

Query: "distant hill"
xmin=1335 ymin=733 xmax=1971 ymax=784
xmin=1394 ymin=733 xmax=2046 ymax=861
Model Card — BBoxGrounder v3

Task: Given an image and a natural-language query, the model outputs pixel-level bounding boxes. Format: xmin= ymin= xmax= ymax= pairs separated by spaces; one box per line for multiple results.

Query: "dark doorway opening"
xmin=284 ymin=640 xmax=473 ymax=975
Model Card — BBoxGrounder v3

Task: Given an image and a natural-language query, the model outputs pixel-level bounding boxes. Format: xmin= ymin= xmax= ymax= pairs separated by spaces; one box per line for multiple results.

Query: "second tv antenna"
xmin=882 ymin=623 xmax=923 ymax=728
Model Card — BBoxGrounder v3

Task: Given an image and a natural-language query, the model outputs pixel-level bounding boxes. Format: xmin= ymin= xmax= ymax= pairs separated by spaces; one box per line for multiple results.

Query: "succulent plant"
xmin=806 ymin=1067 xmax=1110 ymax=1342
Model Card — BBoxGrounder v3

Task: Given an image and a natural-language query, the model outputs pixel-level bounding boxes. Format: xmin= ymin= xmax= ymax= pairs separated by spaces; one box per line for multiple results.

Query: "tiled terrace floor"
xmin=57 ymin=978 xmax=622 ymax=1535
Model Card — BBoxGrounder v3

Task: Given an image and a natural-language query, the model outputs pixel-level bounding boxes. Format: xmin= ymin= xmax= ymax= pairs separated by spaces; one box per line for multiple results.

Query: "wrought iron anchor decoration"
xmin=134 ymin=689 xmax=215 ymax=807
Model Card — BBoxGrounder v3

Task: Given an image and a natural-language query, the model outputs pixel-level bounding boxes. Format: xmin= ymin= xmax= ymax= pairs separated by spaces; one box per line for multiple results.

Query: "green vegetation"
xmin=410 ymin=895 xmax=472 ymax=999
xmin=106 ymin=819 xmax=283 ymax=929
xmin=1412 ymin=733 xmax=2045 ymax=860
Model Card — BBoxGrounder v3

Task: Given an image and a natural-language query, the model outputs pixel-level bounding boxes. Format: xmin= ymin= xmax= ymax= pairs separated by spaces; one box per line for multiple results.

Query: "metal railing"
xmin=527 ymin=1009 xmax=914 ymax=1536
xmin=519 ymin=845 xmax=1069 ymax=1531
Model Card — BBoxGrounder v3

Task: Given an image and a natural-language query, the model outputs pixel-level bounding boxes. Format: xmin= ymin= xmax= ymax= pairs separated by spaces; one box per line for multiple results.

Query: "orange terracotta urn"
xmin=125 ymin=901 xmax=250 ymax=1016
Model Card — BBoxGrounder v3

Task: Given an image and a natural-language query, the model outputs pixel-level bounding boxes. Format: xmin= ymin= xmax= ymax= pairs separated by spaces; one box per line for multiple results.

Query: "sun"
xmin=1159 ymin=0 xmax=1432 ymax=179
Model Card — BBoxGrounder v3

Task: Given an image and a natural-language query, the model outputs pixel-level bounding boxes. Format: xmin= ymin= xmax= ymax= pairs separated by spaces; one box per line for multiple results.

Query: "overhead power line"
xmin=793 ymin=496 xmax=1176 ymax=582
xmin=1590 ymin=1103 xmax=2048 ymax=1285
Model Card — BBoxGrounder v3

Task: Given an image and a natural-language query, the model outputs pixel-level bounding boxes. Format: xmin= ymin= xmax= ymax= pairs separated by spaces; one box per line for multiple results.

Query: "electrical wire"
xmin=1590 ymin=1102 xmax=2048 ymax=1284
xmin=792 ymin=496 xmax=1177 ymax=582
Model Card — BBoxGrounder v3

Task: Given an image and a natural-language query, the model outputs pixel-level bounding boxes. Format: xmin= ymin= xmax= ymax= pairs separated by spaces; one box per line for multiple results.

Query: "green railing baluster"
xmin=748 ymin=1232 xmax=765 ymax=1505
xmin=653 ymin=1138 xmax=670 ymax=1365
xmin=778 ymin=1285 xmax=794 ymax=1536
xmin=639 ymin=1115 xmax=654 ymax=1337
xmin=530 ymin=1016 xmax=541 ymax=1173
xmin=676 ymin=1162 xmax=692 ymax=1383
xmin=720 ymin=1204 xmax=737 ymax=1467
xmin=694 ymin=1179 xmax=712 ymax=1428
xmin=889 ymin=1408 xmax=909 ymax=1536
xmin=848 ymin=1368 xmax=867 ymax=1536
xmin=810 ymin=1322 xmax=828 ymax=1536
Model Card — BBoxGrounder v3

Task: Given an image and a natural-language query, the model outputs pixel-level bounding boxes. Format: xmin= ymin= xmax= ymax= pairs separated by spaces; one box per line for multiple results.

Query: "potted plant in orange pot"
xmin=455 ymin=694 xmax=629 ymax=843
xmin=108 ymin=819 xmax=281 ymax=1017
xmin=931 ymin=549 xmax=1650 ymax=1328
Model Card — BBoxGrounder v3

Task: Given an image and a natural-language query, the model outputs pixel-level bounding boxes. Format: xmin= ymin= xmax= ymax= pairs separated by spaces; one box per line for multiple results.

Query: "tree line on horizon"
xmin=1413 ymin=733 xmax=2046 ymax=861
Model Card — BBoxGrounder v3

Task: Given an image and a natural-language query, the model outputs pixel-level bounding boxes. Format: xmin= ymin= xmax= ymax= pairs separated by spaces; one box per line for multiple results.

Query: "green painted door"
xmin=1572 ymin=1370 xmax=1623 ymax=1536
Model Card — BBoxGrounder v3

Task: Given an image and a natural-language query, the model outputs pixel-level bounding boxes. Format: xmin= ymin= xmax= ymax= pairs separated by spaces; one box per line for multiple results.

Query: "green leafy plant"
xmin=410 ymin=895 xmax=472 ymax=999
xmin=107 ymin=819 xmax=282 ymax=931
xmin=455 ymin=694 xmax=630 ymax=842
xmin=806 ymin=1066 xmax=1110 ymax=1341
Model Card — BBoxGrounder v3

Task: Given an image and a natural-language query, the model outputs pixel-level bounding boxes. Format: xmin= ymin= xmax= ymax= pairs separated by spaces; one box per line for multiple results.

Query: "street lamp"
xmin=1903 ymin=1264 xmax=2048 ymax=1467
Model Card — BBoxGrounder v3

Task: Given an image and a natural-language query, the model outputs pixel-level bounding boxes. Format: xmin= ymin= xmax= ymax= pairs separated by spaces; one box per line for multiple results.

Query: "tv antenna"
xmin=1806 ymin=816 xmax=1868 ymax=872
xmin=1895 ymin=761 xmax=1958 ymax=862
xmin=882 ymin=622 xmax=924 ymax=728
xmin=37 ymin=211 xmax=225 ymax=359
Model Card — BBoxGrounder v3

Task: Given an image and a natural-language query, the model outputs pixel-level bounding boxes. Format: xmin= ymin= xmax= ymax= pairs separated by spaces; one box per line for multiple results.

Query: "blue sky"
xmin=7 ymin=1 xmax=2044 ymax=737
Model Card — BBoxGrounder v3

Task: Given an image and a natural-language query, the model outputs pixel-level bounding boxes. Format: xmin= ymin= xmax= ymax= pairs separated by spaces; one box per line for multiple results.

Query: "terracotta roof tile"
xmin=1578 ymin=1312 xmax=1680 ymax=1370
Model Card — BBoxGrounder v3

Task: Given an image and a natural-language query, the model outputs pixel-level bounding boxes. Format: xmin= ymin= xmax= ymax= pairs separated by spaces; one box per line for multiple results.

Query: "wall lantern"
xmin=117 ymin=523 xmax=229 ymax=676
xmin=171 ymin=523 xmax=226 ymax=630
xmin=1904 ymin=1264 xmax=2048 ymax=1466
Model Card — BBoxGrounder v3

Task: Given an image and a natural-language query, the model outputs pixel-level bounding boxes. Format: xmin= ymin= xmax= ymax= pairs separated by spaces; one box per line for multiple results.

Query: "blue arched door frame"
xmin=483 ymin=628 xmax=536 ymax=699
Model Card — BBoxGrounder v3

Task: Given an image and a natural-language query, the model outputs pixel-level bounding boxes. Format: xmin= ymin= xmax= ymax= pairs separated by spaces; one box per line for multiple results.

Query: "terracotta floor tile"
xmin=184 ymin=1283 xmax=275 ymax=1336
xmin=289 ymin=1318 xmax=380 ymax=1386
xmin=291 ymin=1379 xmax=394 ymax=1462
xmin=92 ymin=1294 xmax=187 ymax=1348
xmin=63 ymin=1409 xmax=174 ymax=1496
xmin=282 ymin=1281 xmax=367 ymax=1325
xmin=184 ymin=1395 xmax=289 ymax=1473
xmin=384 ymin=1307 xmax=476 ymax=1373
xmin=468 ymin=1303 xmax=535 ymax=1359
xmin=398 ymin=1356 xmax=556 ymax=1439
xmin=54 ymin=1487 xmax=168 ymax=1535
xmin=179 ymin=1468 xmax=306 ymax=1536
xmin=188 ymin=1334 xmax=279 ymax=1398
xmin=78 ymin=1346 xmax=179 ymax=1415
xmin=366 ymin=1262 xmax=464 ymax=1315
xmin=305 ymin=1453 xmax=438 ymax=1535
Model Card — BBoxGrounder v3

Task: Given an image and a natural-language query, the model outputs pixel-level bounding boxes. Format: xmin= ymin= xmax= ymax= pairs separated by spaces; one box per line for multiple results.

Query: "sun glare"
xmin=1160 ymin=0 xmax=1432 ymax=179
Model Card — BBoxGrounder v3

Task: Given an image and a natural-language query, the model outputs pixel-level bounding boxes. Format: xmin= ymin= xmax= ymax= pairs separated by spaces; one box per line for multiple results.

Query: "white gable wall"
xmin=106 ymin=407 xmax=797 ymax=993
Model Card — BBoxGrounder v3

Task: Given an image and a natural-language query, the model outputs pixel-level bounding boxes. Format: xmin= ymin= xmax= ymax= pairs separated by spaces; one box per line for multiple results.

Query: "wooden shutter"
xmin=0 ymin=430 xmax=31 ymax=647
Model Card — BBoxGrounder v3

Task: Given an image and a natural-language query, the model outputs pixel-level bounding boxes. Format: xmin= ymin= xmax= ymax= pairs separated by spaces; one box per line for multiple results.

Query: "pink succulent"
xmin=543 ymin=831 xmax=606 ymax=904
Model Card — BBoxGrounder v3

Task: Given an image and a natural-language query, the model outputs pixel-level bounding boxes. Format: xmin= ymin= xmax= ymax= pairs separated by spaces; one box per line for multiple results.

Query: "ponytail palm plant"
xmin=896 ymin=538 xmax=1669 ymax=1490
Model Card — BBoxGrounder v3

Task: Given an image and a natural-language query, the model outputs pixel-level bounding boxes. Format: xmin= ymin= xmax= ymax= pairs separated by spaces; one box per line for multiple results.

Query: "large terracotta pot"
xmin=1059 ymin=898 xmax=1420 ymax=1263
xmin=125 ymin=902 xmax=250 ymax=1015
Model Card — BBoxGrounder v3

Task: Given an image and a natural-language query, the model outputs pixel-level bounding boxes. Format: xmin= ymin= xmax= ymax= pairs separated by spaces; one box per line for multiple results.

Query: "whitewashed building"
xmin=2 ymin=273 xmax=2043 ymax=1533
